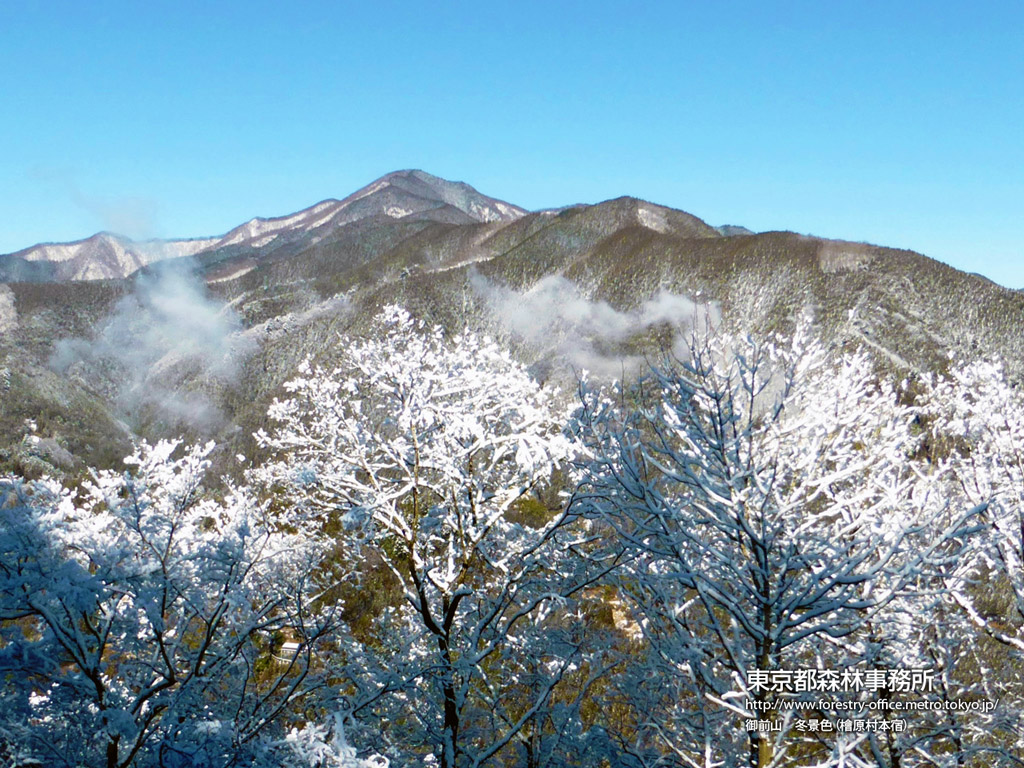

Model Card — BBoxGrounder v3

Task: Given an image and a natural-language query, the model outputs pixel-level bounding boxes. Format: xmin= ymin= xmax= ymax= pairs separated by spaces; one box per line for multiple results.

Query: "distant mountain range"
xmin=0 ymin=171 xmax=527 ymax=282
xmin=0 ymin=233 xmax=217 ymax=282
xmin=1 ymin=169 xmax=1022 ymax=479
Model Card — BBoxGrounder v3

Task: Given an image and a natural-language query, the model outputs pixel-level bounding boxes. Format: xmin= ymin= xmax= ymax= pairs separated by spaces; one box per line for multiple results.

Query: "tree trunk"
xmin=106 ymin=735 xmax=119 ymax=768
xmin=439 ymin=635 xmax=460 ymax=768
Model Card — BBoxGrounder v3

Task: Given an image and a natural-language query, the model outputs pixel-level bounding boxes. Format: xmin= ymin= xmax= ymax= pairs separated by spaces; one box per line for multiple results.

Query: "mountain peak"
xmin=1 ymin=172 xmax=527 ymax=282
xmin=206 ymin=170 xmax=526 ymax=254
xmin=339 ymin=169 xmax=527 ymax=223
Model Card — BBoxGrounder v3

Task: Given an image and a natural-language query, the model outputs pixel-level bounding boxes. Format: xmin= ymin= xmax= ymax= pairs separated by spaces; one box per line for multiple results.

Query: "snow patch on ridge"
xmin=0 ymin=285 xmax=16 ymax=332
xmin=241 ymin=295 xmax=351 ymax=343
xmin=344 ymin=179 xmax=388 ymax=205
xmin=207 ymin=265 xmax=256 ymax=284
xmin=637 ymin=205 xmax=669 ymax=234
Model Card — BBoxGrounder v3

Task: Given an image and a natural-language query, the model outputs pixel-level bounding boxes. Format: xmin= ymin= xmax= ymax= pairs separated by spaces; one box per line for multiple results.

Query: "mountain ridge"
xmin=1 ymin=170 xmax=1022 ymax=481
xmin=0 ymin=170 xmax=528 ymax=283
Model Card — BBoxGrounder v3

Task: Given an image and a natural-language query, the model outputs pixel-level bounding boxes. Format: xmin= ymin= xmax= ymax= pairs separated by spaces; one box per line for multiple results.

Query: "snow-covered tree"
xmin=282 ymin=712 xmax=390 ymax=768
xmin=0 ymin=440 xmax=340 ymax=768
xmin=914 ymin=360 xmax=1024 ymax=761
xmin=256 ymin=306 xmax=600 ymax=768
xmin=922 ymin=360 xmax=1024 ymax=651
xmin=571 ymin=329 xmax=984 ymax=768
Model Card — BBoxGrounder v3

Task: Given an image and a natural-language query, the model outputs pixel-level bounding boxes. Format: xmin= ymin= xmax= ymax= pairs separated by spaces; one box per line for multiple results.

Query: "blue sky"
xmin=2 ymin=1 xmax=1021 ymax=287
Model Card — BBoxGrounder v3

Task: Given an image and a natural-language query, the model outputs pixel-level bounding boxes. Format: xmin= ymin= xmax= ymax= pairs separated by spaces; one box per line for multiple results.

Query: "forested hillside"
xmin=1 ymin=173 xmax=1023 ymax=767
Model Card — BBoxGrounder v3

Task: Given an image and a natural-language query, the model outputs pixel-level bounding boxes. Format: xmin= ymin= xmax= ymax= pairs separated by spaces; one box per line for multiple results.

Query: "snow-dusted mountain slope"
xmin=207 ymin=170 xmax=525 ymax=251
xmin=2 ymin=233 xmax=219 ymax=282
xmin=0 ymin=170 xmax=526 ymax=283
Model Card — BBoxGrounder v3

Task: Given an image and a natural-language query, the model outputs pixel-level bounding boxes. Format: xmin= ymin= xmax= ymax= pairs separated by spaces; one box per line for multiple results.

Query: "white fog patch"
xmin=50 ymin=260 xmax=256 ymax=430
xmin=639 ymin=289 xmax=720 ymax=337
xmin=471 ymin=273 xmax=719 ymax=378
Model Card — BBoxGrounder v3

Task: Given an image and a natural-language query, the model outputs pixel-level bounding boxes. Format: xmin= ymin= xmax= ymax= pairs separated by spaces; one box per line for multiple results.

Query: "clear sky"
xmin=1 ymin=1 xmax=1021 ymax=288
